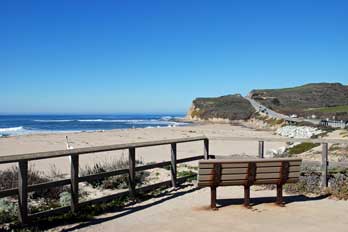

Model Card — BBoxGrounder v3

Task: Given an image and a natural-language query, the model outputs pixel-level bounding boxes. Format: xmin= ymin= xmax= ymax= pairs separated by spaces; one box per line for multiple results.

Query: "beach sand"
xmin=0 ymin=124 xmax=286 ymax=174
xmin=2 ymin=124 xmax=348 ymax=231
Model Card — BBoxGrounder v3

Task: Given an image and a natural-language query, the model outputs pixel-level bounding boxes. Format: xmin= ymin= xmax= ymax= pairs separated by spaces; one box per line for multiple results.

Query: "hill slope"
xmin=187 ymin=94 xmax=255 ymax=121
xmin=249 ymin=83 xmax=348 ymax=120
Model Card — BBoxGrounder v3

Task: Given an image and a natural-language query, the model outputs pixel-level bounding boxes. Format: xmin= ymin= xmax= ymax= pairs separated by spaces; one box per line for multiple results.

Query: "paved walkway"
xmin=56 ymin=185 xmax=348 ymax=232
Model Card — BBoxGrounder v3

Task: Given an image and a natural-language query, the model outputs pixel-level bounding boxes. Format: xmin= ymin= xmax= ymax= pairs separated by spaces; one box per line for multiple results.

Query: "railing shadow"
xmin=217 ymin=194 xmax=329 ymax=209
xmin=61 ymin=184 xmax=199 ymax=232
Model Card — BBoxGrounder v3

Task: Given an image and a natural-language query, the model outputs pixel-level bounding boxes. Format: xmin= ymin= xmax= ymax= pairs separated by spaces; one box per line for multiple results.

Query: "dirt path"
xmin=52 ymin=185 xmax=348 ymax=232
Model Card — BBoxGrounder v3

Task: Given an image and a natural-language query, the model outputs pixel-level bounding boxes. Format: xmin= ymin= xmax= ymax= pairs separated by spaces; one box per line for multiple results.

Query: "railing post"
xmin=204 ymin=138 xmax=209 ymax=160
xmin=171 ymin=143 xmax=177 ymax=188
xmin=18 ymin=160 xmax=28 ymax=224
xmin=128 ymin=147 xmax=136 ymax=198
xmin=70 ymin=154 xmax=79 ymax=213
xmin=258 ymin=141 xmax=264 ymax=158
xmin=321 ymin=143 xmax=329 ymax=189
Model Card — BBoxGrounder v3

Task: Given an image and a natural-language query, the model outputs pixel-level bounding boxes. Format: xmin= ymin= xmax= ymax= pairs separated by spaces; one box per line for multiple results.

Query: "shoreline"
xmin=0 ymin=124 xmax=287 ymax=174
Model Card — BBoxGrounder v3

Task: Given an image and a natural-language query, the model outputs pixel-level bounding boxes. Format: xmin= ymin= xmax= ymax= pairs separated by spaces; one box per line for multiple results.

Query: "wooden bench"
xmin=198 ymin=158 xmax=302 ymax=209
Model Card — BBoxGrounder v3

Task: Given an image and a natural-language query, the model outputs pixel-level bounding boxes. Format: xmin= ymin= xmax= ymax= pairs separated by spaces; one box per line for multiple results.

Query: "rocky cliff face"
xmin=250 ymin=83 xmax=348 ymax=120
xmin=187 ymin=94 xmax=255 ymax=121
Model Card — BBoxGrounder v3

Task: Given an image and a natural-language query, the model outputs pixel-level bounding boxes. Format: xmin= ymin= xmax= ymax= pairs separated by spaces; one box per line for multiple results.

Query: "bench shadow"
xmin=217 ymin=194 xmax=329 ymax=209
xmin=61 ymin=184 xmax=199 ymax=232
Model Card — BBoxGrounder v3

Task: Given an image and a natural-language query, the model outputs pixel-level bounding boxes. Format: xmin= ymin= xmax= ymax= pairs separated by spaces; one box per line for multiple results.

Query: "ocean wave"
xmin=34 ymin=120 xmax=74 ymax=122
xmin=160 ymin=116 xmax=173 ymax=121
xmin=0 ymin=126 xmax=25 ymax=132
xmin=77 ymin=119 xmax=104 ymax=122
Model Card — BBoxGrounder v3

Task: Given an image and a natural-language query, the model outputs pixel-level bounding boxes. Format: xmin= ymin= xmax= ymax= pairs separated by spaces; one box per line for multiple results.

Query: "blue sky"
xmin=1 ymin=0 xmax=347 ymax=114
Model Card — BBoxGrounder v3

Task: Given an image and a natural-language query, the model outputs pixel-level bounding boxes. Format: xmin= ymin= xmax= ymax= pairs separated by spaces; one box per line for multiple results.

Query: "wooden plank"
xmin=128 ymin=147 xmax=136 ymax=198
xmin=28 ymin=179 xmax=71 ymax=192
xmin=211 ymin=136 xmax=348 ymax=145
xmin=70 ymin=154 xmax=79 ymax=213
xmin=0 ymin=188 xmax=17 ymax=198
xmin=0 ymin=136 xmax=207 ymax=164
xmin=257 ymin=166 xmax=301 ymax=173
xmin=256 ymin=173 xmax=280 ymax=179
xmin=199 ymin=175 xmax=214 ymax=181
xmin=18 ymin=160 xmax=28 ymax=224
xmin=28 ymin=206 xmax=71 ymax=219
xmin=221 ymin=174 xmax=247 ymax=180
xmin=220 ymin=180 xmax=246 ymax=185
xmin=177 ymin=155 xmax=204 ymax=164
xmin=135 ymin=161 xmax=171 ymax=172
xmin=79 ymin=169 xmax=129 ymax=183
xmin=222 ymin=163 xmax=249 ymax=168
xmin=257 ymin=167 xmax=281 ymax=173
xmin=258 ymin=141 xmax=264 ymax=158
xmin=137 ymin=175 xmax=196 ymax=193
xmin=199 ymin=174 xmax=247 ymax=181
xmin=79 ymin=190 xmax=129 ymax=207
xmin=321 ymin=143 xmax=329 ymax=189
xmin=254 ymin=177 xmax=299 ymax=184
xmin=204 ymin=139 xmax=209 ymax=160
xmin=199 ymin=168 xmax=248 ymax=175
xmin=256 ymin=162 xmax=282 ymax=167
xmin=200 ymin=158 xmax=302 ymax=164
xmin=257 ymin=172 xmax=300 ymax=179
xmin=171 ymin=143 xmax=177 ymax=187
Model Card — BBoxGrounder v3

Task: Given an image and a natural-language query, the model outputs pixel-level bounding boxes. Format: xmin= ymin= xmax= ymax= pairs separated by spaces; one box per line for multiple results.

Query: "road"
xmin=244 ymin=96 xmax=302 ymax=123
xmin=244 ymin=96 xmax=348 ymax=128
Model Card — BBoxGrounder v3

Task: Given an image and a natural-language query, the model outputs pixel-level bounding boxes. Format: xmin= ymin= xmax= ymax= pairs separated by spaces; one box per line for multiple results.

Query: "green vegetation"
xmin=254 ymin=113 xmax=284 ymax=126
xmin=287 ymin=142 xmax=320 ymax=155
xmin=80 ymin=156 xmax=149 ymax=189
xmin=189 ymin=94 xmax=255 ymax=120
xmin=250 ymin=83 xmax=348 ymax=120
xmin=284 ymin=168 xmax=348 ymax=200
xmin=1 ymin=196 xmax=130 ymax=231
xmin=339 ymin=130 xmax=348 ymax=138
xmin=306 ymin=105 xmax=348 ymax=113
xmin=0 ymin=166 xmax=66 ymax=201
xmin=177 ymin=170 xmax=196 ymax=182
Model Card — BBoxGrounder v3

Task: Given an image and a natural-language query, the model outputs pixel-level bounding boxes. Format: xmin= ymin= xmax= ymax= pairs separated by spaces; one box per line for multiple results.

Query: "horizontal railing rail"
xmin=0 ymin=136 xmax=207 ymax=164
xmin=211 ymin=136 xmax=348 ymax=144
xmin=0 ymin=136 xmax=209 ymax=224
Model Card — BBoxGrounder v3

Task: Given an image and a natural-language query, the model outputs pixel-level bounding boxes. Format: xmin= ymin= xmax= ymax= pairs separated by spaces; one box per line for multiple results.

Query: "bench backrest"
xmin=198 ymin=158 xmax=302 ymax=187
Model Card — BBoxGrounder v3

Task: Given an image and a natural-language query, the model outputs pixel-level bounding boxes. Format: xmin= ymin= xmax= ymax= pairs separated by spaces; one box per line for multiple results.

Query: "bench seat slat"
xmin=199 ymin=174 xmax=247 ymax=181
xmin=257 ymin=166 xmax=301 ymax=173
xmin=256 ymin=172 xmax=300 ymax=179
xmin=199 ymin=168 xmax=248 ymax=175
xmin=254 ymin=177 xmax=299 ymax=184
xmin=198 ymin=177 xmax=300 ymax=187
xmin=255 ymin=161 xmax=301 ymax=167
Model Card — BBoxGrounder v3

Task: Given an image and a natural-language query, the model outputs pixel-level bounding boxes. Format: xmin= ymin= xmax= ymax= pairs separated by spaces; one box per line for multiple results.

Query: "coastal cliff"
xmin=186 ymin=94 xmax=255 ymax=122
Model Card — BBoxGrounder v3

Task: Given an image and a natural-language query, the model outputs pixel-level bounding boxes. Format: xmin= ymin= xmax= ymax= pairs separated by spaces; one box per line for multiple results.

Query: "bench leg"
xmin=244 ymin=185 xmax=251 ymax=208
xmin=210 ymin=186 xmax=218 ymax=210
xmin=276 ymin=184 xmax=285 ymax=207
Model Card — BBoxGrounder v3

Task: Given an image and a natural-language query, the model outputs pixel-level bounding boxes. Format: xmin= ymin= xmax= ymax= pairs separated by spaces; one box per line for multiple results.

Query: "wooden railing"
xmin=211 ymin=136 xmax=348 ymax=189
xmin=1 ymin=135 xmax=347 ymax=224
xmin=0 ymin=136 xmax=209 ymax=224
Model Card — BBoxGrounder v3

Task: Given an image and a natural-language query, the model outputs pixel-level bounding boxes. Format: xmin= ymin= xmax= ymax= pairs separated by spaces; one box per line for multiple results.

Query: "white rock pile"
xmin=276 ymin=126 xmax=323 ymax=139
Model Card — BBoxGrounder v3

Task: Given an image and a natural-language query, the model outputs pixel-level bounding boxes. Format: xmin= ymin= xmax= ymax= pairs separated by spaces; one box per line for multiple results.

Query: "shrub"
xmin=80 ymin=156 xmax=149 ymax=189
xmin=0 ymin=166 xmax=65 ymax=200
xmin=287 ymin=142 xmax=320 ymax=155
xmin=59 ymin=191 xmax=71 ymax=207
xmin=0 ymin=198 xmax=17 ymax=224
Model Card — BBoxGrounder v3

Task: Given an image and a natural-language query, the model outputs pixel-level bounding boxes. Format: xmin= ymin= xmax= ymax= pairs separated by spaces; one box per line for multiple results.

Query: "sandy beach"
xmin=0 ymin=124 xmax=286 ymax=174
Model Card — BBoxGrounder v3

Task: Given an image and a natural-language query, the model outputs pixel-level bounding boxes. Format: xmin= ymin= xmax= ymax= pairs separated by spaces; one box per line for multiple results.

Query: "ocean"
xmin=0 ymin=114 xmax=189 ymax=137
